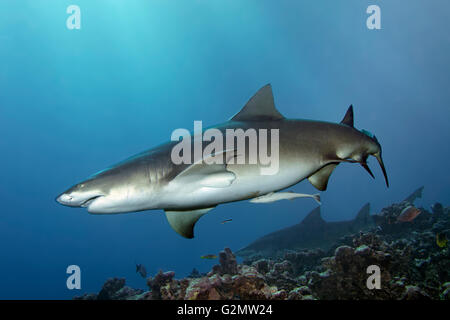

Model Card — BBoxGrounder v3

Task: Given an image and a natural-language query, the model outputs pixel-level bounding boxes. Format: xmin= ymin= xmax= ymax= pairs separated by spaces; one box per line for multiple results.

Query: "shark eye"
xmin=361 ymin=129 xmax=374 ymax=138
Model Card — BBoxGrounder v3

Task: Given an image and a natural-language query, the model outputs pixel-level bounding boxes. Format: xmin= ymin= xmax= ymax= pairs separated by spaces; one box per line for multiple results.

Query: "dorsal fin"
xmin=340 ymin=105 xmax=354 ymax=127
xmin=300 ymin=207 xmax=325 ymax=226
xmin=230 ymin=84 xmax=285 ymax=121
xmin=354 ymin=203 xmax=370 ymax=224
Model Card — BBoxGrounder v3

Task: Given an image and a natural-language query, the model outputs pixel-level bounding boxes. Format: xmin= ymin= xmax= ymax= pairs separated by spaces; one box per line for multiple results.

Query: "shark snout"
xmin=56 ymin=188 xmax=104 ymax=208
xmin=56 ymin=193 xmax=74 ymax=206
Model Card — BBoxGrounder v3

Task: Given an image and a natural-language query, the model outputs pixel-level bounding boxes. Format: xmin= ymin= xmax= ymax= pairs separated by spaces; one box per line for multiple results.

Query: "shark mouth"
xmin=80 ymin=195 xmax=103 ymax=208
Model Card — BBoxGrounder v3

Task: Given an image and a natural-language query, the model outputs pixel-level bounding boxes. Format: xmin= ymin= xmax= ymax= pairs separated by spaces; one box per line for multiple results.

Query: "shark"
xmin=56 ymin=84 xmax=388 ymax=238
xmin=236 ymin=203 xmax=374 ymax=258
xmin=249 ymin=191 xmax=321 ymax=205
xmin=403 ymin=186 xmax=424 ymax=204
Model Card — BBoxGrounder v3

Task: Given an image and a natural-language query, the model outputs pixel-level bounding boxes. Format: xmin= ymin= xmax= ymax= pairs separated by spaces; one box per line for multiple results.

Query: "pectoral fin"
xmin=165 ymin=207 xmax=215 ymax=239
xmin=308 ymin=163 xmax=338 ymax=191
xmin=172 ymin=149 xmax=237 ymax=188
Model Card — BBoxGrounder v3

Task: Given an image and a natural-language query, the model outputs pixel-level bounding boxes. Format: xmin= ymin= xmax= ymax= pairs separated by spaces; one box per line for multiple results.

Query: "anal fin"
xmin=165 ymin=207 xmax=215 ymax=239
xmin=308 ymin=163 xmax=338 ymax=191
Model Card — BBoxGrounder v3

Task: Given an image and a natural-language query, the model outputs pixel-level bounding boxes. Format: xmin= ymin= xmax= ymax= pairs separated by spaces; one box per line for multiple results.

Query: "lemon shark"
xmin=236 ymin=203 xmax=374 ymax=258
xmin=56 ymin=84 xmax=388 ymax=238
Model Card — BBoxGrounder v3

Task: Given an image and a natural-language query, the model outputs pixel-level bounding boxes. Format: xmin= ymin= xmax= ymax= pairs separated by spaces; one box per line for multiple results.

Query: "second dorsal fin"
xmin=340 ymin=105 xmax=354 ymax=127
xmin=230 ymin=84 xmax=285 ymax=121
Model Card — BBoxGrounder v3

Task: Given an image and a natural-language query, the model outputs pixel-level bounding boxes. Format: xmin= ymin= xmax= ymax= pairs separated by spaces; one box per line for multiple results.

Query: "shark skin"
xmin=56 ymin=84 xmax=388 ymax=238
xmin=236 ymin=203 xmax=374 ymax=258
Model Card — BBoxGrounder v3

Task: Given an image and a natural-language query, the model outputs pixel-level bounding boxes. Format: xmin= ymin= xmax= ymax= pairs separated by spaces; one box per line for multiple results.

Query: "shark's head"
xmin=56 ymin=161 xmax=153 ymax=214
xmin=56 ymin=178 xmax=105 ymax=209
xmin=338 ymin=105 xmax=389 ymax=187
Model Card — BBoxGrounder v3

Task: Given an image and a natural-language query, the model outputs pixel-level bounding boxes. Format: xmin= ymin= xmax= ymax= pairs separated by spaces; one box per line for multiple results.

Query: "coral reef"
xmin=75 ymin=198 xmax=449 ymax=300
xmin=211 ymin=247 xmax=238 ymax=276
xmin=74 ymin=277 xmax=144 ymax=300
xmin=147 ymin=270 xmax=176 ymax=299
xmin=187 ymin=268 xmax=206 ymax=278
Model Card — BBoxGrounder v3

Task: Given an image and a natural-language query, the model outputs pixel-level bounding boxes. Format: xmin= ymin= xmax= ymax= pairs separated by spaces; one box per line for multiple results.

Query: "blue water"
xmin=0 ymin=1 xmax=449 ymax=299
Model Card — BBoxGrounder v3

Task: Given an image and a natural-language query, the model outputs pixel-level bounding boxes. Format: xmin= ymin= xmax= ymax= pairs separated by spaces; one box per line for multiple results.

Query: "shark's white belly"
xmin=155 ymin=161 xmax=316 ymax=209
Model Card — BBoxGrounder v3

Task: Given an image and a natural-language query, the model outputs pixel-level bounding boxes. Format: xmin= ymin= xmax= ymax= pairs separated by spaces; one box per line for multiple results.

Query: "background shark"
xmin=238 ymin=187 xmax=426 ymax=259
xmin=56 ymin=84 xmax=388 ymax=238
xmin=236 ymin=203 xmax=373 ymax=258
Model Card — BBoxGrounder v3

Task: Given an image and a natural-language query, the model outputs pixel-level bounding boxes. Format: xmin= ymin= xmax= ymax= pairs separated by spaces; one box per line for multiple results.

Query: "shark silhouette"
xmin=236 ymin=203 xmax=373 ymax=258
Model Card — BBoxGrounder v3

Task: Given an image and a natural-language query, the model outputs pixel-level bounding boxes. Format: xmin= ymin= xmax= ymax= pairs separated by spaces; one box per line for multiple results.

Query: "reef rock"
xmin=147 ymin=270 xmax=176 ymax=300
xmin=210 ymin=247 xmax=238 ymax=276
xmin=75 ymin=277 xmax=143 ymax=300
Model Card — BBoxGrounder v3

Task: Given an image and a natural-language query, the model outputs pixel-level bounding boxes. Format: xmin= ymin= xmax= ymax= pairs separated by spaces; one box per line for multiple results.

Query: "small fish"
xmin=136 ymin=264 xmax=147 ymax=278
xmin=200 ymin=254 xmax=217 ymax=259
xmin=397 ymin=206 xmax=421 ymax=222
xmin=436 ymin=232 xmax=448 ymax=248
xmin=221 ymin=219 xmax=232 ymax=224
